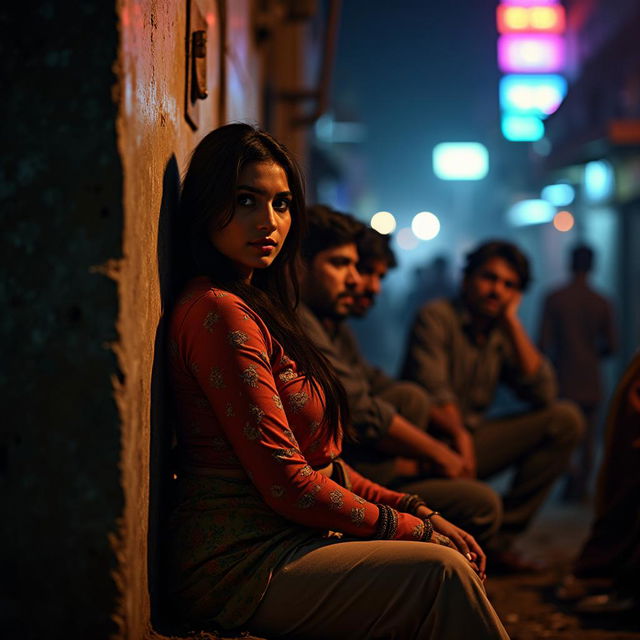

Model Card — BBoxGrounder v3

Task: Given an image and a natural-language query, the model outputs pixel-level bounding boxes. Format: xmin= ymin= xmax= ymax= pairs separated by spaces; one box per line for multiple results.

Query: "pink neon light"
xmin=500 ymin=0 xmax=559 ymax=6
xmin=498 ymin=34 xmax=565 ymax=73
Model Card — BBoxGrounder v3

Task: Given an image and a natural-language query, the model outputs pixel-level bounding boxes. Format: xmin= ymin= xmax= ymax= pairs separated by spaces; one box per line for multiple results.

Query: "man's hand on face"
xmin=502 ymin=290 xmax=523 ymax=322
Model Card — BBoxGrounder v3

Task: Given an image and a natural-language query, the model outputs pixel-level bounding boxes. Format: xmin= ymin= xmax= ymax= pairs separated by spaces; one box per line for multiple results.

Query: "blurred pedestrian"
xmin=539 ymin=244 xmax=617 ymax=501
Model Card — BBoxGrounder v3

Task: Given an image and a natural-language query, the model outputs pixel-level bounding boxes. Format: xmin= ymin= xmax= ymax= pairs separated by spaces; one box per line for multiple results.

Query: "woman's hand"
xmin=417 ymin=507 xmax=486 ymax=580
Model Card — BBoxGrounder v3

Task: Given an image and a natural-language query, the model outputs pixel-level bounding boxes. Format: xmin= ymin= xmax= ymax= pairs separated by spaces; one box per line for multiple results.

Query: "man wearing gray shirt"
xmin=298 ymin=206 xmax=502 ymax=549
xmin=402 ymin=240 xmax=584 ymax=570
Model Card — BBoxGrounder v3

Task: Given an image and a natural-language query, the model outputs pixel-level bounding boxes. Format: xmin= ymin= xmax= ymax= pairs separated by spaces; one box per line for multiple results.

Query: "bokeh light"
xmin=541 ymin=183 xmax=575 ymax=206
xmin=584 ymin=160 xmax=614 ymax=202
xmin=411 ymin=211 xmax=441 ymax=240
xmin=502 ymin=113 xmax=545 ymax=141
xmin=498 ymin=34 xmax=565 ymax=73
xmin=396 ymin=227 xmax=419 ymax=250
xmin=497 ymin=5 xmax=565 ymax=34
xmin=501 ymin=0 xmax=559 ymax=5
xmin=370 ymin=211 xmax=397 ymax=235
xmin=500 ymin=75 xmax=567 ymax=116
xmin=507 ymin=199 xmax=555 ymax=226
xmin=553 ymin=210 xmax=574 ymax=232
xmin=433 ymin=143 xmax=489 ymax=180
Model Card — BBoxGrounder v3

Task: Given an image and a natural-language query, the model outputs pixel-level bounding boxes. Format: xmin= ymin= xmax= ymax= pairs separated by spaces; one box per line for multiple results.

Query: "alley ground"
xmin=488 ymin=500 xmax=640 ymax=640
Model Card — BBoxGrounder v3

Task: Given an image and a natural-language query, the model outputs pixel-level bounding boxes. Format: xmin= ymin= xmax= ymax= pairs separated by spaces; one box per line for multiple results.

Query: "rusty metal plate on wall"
xmin=185 ymin=0 xmax=222 ymax=130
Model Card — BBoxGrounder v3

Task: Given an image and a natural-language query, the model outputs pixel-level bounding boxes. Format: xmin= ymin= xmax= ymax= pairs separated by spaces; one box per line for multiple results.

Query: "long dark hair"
xmin=177 ymin=123 xmax=349 ymax=438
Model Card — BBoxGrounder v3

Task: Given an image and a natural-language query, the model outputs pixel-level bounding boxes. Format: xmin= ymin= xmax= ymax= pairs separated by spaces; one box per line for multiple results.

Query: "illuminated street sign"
xmin=496 ymin=0 xmax=566 ymax=142
xmin=498 ymin=34 xmax=565 ymax=73
xmin=499 ymin=74 xmax=567 ymax=116
xmin=497 ymin=5 xmax=565 ymax=34
xmin=500 ymin=0 xmax=560 ymax=5
xmin=501 ymin=113 xmax=545 ymax=141
xmin=432 ymin=142 xmax=489 ymax=180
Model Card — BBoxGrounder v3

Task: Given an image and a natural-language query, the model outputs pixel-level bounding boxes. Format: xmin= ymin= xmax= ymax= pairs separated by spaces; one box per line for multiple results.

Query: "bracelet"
xmin=375 ymin=504 xmax=399 ymax=539
xmin=398 ymin=493 xmax=427 ymax=515
xmin=424 ymin=510 xmax=440 ymax=520
xmin=421 ymin=517 xmax=434 ymax=542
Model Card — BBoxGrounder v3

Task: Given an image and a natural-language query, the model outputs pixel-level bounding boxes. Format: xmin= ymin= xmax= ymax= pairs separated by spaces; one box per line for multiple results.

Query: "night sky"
xmin=332 ymin=0 xmax=511 ymax=237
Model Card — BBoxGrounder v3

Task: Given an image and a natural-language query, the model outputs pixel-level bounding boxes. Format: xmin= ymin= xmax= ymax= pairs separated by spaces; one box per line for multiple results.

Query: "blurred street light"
xmin=433 ymin=143 xmax=489 ymax=180
xmin=411 ymin=211 xmax=441 ymax=240
xmin=370 ymin=211 xmax=397 ymax=235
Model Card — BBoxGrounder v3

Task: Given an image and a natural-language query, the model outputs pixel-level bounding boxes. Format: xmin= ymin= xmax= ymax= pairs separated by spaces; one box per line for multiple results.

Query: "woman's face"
xmin=209 ymin=160 xmax=293 ymax=282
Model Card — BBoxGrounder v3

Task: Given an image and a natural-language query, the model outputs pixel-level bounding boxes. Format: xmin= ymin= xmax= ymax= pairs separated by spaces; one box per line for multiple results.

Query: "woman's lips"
xmin=249 ymin=239 xmax=276 ymax=254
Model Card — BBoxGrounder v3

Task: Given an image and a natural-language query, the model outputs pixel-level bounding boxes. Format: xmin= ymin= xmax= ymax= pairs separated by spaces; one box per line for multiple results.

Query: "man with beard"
xmin=402 ymin=240 xmax=584 ymax=570
xmin=298 ymin=206 xmax=502 ymax=549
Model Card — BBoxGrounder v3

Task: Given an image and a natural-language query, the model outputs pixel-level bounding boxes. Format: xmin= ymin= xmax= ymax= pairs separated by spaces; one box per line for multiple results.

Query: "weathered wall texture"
xmin=114 ymin=0 xmax=261 ymax=637
xmin=1 ymin=3 xmax=124 ymax=638
xmin=2 ymin=0 xmax=263 ymax=638
xmin=3 ymin=0 xmax=325 ymax=636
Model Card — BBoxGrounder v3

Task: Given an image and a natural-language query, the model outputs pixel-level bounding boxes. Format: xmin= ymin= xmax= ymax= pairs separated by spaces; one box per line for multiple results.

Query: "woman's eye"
xmin=273 ymin=198 xmax=291 ymax=212
xmin=237 ymin=194 xmax=255 ymax=207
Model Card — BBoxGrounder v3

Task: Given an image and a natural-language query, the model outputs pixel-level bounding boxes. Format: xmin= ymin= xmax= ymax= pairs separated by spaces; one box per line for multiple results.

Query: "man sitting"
xmin=297 ymin=205 xmax=502 ymax=548
xmin=402 ymin=239 xmax=584 ymax=571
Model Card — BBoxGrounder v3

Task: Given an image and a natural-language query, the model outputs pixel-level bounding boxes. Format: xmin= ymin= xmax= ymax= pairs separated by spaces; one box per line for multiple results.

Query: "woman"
xmin=167 ymin=122 xmax=509 ymax=639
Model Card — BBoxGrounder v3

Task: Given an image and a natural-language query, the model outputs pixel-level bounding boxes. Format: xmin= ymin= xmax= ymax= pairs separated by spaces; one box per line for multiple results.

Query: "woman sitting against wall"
xmin=167 ymin=122 xmax=509 ymax=639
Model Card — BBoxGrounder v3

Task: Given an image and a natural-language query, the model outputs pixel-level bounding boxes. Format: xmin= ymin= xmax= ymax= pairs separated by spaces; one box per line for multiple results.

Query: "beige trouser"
xmin=246 ymin=538 xmax=510 ymax=640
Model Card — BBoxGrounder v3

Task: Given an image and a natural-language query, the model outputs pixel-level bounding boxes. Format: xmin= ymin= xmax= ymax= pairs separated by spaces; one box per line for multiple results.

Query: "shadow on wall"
xmin=149 ymin=154 xmax=181 ymax=631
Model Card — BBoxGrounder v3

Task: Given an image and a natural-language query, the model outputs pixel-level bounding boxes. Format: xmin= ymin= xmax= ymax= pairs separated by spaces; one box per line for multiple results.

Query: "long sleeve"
xmin=500 ymin=345 xmax=557 ymax=407
xmin=343 ymin=461 xmax=421 ymax=507
xmin=401 ymin=302 xmax=457 ymax=406
xmin=403 ymin=299 xmax=556 ymax=426
xmin=298 ymin=305 xmax=397 ymax=443
xmin=172 ymin=288 xmax=426 ymax=541
xmin=340 ymin=323 xmax=396 ymax=395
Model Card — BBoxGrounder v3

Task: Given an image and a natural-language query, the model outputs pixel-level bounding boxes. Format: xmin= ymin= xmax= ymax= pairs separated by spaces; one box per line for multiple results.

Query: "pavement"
xmin=486 ymin=499 xmax=640 ymax=640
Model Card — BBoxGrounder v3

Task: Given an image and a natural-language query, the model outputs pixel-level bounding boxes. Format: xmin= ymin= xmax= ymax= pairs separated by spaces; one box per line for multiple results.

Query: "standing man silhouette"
xmin=539 ymin=244 xmax=617 ymax=501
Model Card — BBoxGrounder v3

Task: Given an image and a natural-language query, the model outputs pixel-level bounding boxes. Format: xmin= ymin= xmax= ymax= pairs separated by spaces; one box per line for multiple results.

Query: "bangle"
xmin=375 ymin=504 xmax=399 ymax=539
xmin=398 ymin=493 xmax=427 ymax=515
xmin=424 ymin=510 xmax=440 ymax=520
xmin=421 ymin=517 xmax=434 ymax=542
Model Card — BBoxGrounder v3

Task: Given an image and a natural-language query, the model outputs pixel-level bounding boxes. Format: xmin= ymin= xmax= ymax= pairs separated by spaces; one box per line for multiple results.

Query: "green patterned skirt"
xmin=167 ymin=473 xmax=319 ymax=630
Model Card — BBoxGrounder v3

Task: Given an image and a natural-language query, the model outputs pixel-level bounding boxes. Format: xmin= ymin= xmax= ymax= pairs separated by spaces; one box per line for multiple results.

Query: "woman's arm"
xmin=173 ymin=289 xmax=427 ymax=541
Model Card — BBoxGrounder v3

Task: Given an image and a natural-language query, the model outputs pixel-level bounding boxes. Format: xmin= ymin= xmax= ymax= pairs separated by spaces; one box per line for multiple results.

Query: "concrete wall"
xmin=2 ymin=0 xmax=324 ymax=636
xmin=115 ymin=0 xmax=262 ymax=636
